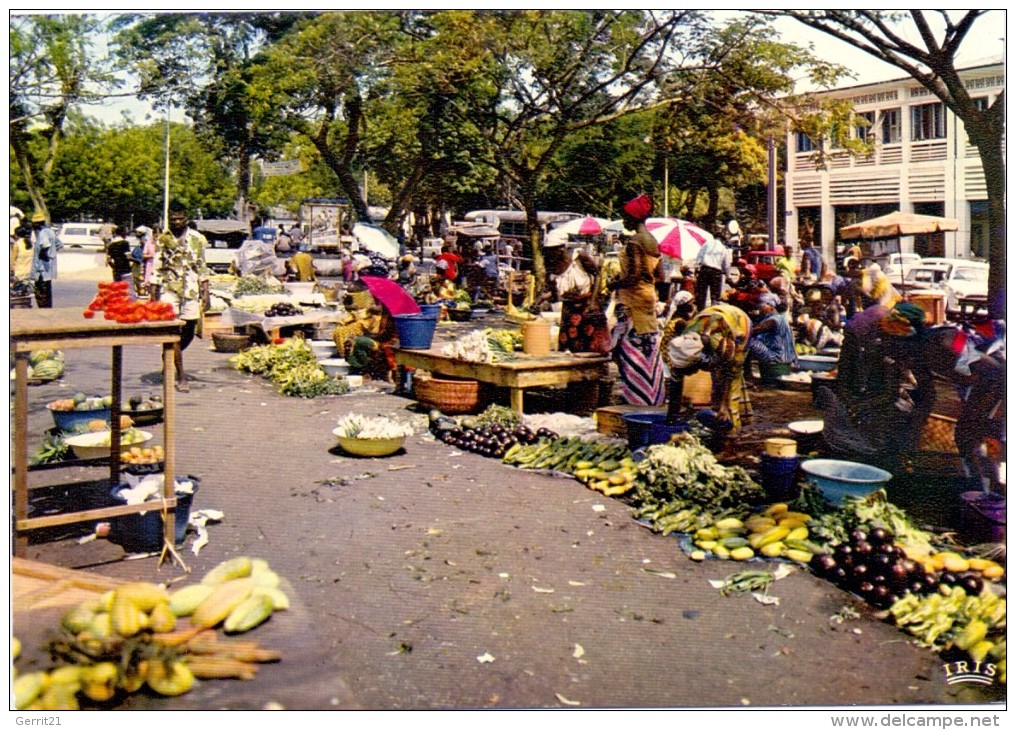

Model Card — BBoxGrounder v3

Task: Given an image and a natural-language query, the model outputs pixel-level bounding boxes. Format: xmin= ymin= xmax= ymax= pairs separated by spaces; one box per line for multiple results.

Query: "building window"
xmin=972 ymin=96 xmax=990 ymax=112
xmin=796 ymin=131 xmax=816 ymax=153
xmin=911 ymin=102 xmax=946 ymax=141
xmin=879 ymin=108 xmax=901 ymax=144
xmin=855 ymin=111 xmax=876 ymax=141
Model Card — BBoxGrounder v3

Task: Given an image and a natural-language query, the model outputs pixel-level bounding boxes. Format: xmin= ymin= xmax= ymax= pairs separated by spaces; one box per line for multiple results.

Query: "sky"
xmin=51 ymin=9 xmax=1011 ymax=125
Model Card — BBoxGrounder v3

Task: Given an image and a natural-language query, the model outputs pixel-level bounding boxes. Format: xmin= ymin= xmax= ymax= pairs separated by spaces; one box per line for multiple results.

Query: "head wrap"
xmin=31 ymin=212 xmax=46 ymax=223
xmin=893 ymin=302 xmax=927 ymax=331
xmin=668 ymin=332 xmax=704 ymax=369
xmin=759 ymin=293 xmax=780 ymax=308
xmin=671 ymin=290 xmax=693 ymax=307
xmin=622 ymin=194 xmax=653 ymax=221
xmin=769 ymin=277 xmax=787 ymax=293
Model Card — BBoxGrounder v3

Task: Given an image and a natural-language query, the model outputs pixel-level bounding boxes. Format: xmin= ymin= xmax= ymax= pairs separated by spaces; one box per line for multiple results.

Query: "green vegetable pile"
xmin=484 ymin=328 xmax=523 ymax=358
xmin=230 ymin=339 xmax=350 ymax=398
xmin=799 ymin=487 xmax=943 ymax=552
xmin=475 ymin=404 xmax=521 ymax=431
xmin=233 ymin=275 xmax=287 ymax=297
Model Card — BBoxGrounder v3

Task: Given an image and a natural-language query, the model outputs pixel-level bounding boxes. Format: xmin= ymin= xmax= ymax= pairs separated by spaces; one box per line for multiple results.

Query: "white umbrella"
xmin=352 ymin=223 xmax=400 ymax=259
xmin=551 ymin=216 xmax=611 ymax=237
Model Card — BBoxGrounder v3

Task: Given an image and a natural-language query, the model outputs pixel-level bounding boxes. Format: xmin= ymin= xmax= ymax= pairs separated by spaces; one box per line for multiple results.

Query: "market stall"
xmin=10 ymin=307 xmax=182 ymax=557
xmin=393 ymin=346 xmax=609 ymax=415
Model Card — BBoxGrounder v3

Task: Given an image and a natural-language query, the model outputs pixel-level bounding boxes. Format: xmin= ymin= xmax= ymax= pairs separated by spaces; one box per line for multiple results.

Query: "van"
xmin=58 ymin=222 xmax=105 ymax=249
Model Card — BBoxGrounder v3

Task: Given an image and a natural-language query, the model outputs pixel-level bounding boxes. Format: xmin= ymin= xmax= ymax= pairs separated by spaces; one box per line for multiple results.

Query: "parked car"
xmin=739 ymin=245 xmax=787 ymax=284
xmin=194 ymin=219 xmax=252 ymax=273
xmin=900 ymin=259 xmax=989 ymax=314
xmin=58 ymin=222 xmax=105 ymax=249
xmin=880 ymin=253 xmax=922 ymax=282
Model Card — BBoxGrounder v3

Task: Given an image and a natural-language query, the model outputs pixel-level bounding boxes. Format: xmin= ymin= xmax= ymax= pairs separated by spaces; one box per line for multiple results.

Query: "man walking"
xmin=29 ymin=212 xmax=61 ymax=308
xmin=692 ymin=232 xmax=731 ymax=311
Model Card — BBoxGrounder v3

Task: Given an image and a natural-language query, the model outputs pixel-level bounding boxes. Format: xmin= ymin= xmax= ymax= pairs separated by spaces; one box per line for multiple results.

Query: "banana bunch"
xmin=13 ymin=662 xmax=136 ymax=710
xmin=890 ymin=584 xmax=1007 ymax=680
xmin=692 ymin=503 xmax=821 ymax=563
xmin=795 ymin=342 xmax=819 ymax=356
xmin=572 ymin=454 xmax=639 ymax=496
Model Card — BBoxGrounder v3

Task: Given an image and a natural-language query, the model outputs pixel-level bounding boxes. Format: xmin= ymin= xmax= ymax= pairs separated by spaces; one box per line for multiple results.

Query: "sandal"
xmin=175 ymin=381 xmax=190 ymax=393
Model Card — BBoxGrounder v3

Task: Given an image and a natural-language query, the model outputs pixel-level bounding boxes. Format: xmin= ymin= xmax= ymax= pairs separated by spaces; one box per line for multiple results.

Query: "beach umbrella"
xmin=358 ymin=276 xmax=421 ymax=316
xmin=839 ymin=211 xmax=959 ymax=240
xmin=552 ymin=216 xmax=611 ymax=237
xmin=644 ymin=218 xmax=711 ymax=260
xmin=352 ymin=223 xmax=400 ymax=259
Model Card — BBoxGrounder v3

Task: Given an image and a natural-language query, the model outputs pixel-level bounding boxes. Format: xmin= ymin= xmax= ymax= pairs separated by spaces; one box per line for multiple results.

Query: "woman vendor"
xmin=659 ymin=290 xmax=697 ymax=374
xmin=744 ymin=292 xmax=798 ymax=386
xmin=332 ymin=285 xmax=398 ymax=382
xmin=542 ymin=242 xmax=609 ymax=354
xmin=608 ymin=194 xmax=665 ymax=406
xmin=665 ymin=302 xmax=753 ymax=432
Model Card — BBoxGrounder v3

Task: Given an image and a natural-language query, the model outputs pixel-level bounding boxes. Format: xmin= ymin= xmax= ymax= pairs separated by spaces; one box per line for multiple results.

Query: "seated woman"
xmin=332 ymin=286 xmax=397 ymax=382
xmin=745 ymin=293 xmax=798 ymax=386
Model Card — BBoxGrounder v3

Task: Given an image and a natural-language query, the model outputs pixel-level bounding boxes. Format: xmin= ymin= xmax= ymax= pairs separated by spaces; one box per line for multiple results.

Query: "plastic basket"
xmin=394 ymin=314 xmax=439 ymax=350
xmin=212 ymin=331 xmax=251 ymax=353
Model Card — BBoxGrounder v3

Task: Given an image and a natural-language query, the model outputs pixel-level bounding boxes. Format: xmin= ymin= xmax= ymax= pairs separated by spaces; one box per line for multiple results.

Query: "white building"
xmin=784 ymin=59 xmax=1003 ymax=266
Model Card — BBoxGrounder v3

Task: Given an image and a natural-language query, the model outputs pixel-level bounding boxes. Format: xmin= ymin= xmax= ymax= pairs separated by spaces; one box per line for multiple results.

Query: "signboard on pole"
xmin=262 ymin=160 xmax=303 ymax=177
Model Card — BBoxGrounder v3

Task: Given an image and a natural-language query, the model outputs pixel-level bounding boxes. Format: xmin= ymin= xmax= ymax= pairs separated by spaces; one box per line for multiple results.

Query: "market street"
xmin=10 ymin=257 xmax=1002 ymax=710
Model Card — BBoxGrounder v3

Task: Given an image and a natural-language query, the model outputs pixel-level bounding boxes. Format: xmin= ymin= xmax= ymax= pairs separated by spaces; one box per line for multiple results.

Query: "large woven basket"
xmin=212 ymin=331 xmax=252 ymax=353
xmin=413 ymin=375 xmax=489 ymax=415
xmin=918 ymin=413 xmax=959 ymax=454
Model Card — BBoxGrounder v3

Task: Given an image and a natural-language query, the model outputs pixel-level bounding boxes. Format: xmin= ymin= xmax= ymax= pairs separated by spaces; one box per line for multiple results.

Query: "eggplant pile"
xmin=264 ymin=302 xmax=303 ymax=317
xmin=809 ymin=527 xmax=944 ymax=609
xmin=428 ymin=408 xmax=558 ymax=459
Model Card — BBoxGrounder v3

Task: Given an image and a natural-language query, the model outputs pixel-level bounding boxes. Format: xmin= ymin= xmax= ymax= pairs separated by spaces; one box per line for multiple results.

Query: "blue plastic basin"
xmin=800 ymin=458 xmax=892 ymax=505
xmin=622 ymin=413 xmax=688 ymax=450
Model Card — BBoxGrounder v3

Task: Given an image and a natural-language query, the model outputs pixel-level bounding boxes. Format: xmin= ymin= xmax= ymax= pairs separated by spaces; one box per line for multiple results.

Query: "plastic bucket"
xmin=521 ymin=320 xmax=552 ymax=356
xmin=623 ymin=413 xmax=687 ymax=450
xmin=764 ymin=437 xmax=798 ymax=457
xmin=419 ymin=304 xmax=442 ymax=318
xmin=760 ymin=455 xmax=800 ymax=501
xmin=108 ymin=478 xmax=199 ymax=553
xmin=394 ymin=314 xmax=439 ymax=350
xmin=959 ymin=491 xmax=1006 ymax=544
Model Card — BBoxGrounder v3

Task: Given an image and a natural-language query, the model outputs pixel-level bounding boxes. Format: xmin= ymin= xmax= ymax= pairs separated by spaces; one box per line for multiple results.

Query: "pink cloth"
xmin=623 ymin=194 xmax=653 ymax=221
xmin=142 ymin=234 xmax=157 ymax=283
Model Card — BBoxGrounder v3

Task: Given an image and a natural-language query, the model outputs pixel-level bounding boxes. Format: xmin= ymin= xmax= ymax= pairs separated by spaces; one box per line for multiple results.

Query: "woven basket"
xmin=918 ymin=413 xmax=959 ymax=454
xmin=413 ymin=375 xmax=489 ymax=415
xmin=212 ymin=331 xmax=252 ymax=353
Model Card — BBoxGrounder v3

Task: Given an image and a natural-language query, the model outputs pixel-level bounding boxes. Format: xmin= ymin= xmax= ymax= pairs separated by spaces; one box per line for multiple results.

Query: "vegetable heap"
xmin=335 ymin=413 xmax=414 ymax=440
xmin=83 ymin=281 xmax=177 ymax=323
xmin=233 ymin=275 xmax=287 ymax=297
xmin=230 ymin=338 xmax=349 ymax=398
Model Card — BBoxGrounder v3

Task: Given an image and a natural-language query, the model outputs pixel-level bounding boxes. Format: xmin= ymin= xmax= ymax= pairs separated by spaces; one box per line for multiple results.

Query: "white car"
xmin=881 ymin=253 xmax=922 ymax=282
xmin=58 ymin=222 xmax=105 ymax=249
xmin=902 ymin=260 xmax=989 ymax=313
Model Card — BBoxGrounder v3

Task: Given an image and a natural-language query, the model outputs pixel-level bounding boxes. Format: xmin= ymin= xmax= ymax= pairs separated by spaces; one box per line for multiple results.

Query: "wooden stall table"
xmin=393 ymin=347 xmax=610 ymax=415
xmin=10 ymin=308 xmax=183 ymax=558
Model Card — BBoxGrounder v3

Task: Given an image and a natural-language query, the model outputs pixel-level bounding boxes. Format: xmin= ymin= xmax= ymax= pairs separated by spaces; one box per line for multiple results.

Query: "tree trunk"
xmin=970 ymin=137 xmax=1006 ymax=319
xmin=521 ymin=186 xmax=544 ymax=294
xmin=704 ymin=184 xmax=720 ymax=232
xmin=235 ymin=139 xmax=252 ymax=221
xmin=10 ymin=124 xmax=47 ymax=221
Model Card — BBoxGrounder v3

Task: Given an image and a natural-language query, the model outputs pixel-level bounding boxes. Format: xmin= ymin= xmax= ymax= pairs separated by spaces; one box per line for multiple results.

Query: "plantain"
xmin=147 ymin=601 xmax=177 ymax=633
xmin=169 ymin=584 xmax=215 ymax=617
xmin=115 ymin=582 xmax=169 ymax=612
xmin=200 ymin=556 xmax=254 ymax=586
xmin=110 ymin=593 xmax=146 ymax=637
xmin=252 ymin=585 xmax=290 ymax=611
xmin=223 ymin=593 xmax=275 ymax=634
xmin=13 ymin=672 xmax=49 ymax=709
xmin=190 ymin=578 xmax=256 ymax=629
xmin=145 ymin=659 xmax=195 ymax=696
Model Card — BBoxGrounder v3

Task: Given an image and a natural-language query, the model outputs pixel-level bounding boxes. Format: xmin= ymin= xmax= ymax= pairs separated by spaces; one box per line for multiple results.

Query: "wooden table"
xmin=393 ymin=347 xmax=610 ymax=415
xmin=10 ymin=308 xmax=183 ymax=557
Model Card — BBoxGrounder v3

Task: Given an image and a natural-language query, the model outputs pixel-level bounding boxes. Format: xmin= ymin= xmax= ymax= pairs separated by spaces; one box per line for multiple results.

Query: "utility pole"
xmin=766 ymin=135 xmax=777 ymax=245
xmin=162 ymin=105 xmax=171 ymax=231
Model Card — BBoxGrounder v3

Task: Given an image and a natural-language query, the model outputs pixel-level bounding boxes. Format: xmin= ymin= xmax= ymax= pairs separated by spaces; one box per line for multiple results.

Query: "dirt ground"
xmin=10 ymin=272 xmax=1005 ymax=712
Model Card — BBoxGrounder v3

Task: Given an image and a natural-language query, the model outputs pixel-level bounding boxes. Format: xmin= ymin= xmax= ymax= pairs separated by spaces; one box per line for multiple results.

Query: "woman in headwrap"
xmin=607 ymin=194 xmax=665 ymax=405
xmin=745 ymin=292 xmax=798 ymax=386
xmin=665 ymin=302 xmax=753 ymax=432
xmin=332 ymin=284 xmax=398 ymax=382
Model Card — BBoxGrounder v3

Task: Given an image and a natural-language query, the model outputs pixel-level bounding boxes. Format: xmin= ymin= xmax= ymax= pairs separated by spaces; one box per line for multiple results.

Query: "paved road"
xmin=10 ymin=260 xmax=1002 ymax=711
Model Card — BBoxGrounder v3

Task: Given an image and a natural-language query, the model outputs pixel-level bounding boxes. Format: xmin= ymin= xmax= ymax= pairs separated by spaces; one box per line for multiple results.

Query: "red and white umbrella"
xmin=644 ymin=217 xmax=711 ymax=260
xmin=552 ymin=216 xmax=611 ymax=237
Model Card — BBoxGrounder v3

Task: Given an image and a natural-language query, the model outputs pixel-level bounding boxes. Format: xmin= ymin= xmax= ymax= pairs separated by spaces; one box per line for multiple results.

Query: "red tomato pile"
xmin=83 ymin=281 xmax=177 ymax=323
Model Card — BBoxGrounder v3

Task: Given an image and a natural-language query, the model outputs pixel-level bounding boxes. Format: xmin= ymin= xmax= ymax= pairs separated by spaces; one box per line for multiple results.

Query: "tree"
xmin=9 ymin=13 xmax=112 ymax=221
xmin=110 ymin=12 xmax=304 ymax=220
xmin=460 ymin=10 xmax=704 ymax=289
xmin=756 ymin=10 xmax=1006 ymax=318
